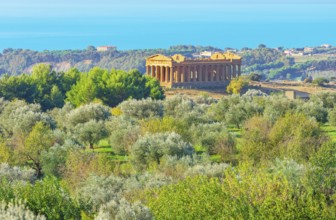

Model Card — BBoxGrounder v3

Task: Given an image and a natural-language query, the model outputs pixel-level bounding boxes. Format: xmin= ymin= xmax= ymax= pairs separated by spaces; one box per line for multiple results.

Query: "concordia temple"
xmin=146 ymin=52 xmax=242 ymax=88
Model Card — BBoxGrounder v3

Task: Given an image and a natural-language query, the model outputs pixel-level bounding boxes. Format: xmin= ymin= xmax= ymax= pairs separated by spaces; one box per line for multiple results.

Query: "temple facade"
xmin=146 ymin=52 xmax=242 ymax=88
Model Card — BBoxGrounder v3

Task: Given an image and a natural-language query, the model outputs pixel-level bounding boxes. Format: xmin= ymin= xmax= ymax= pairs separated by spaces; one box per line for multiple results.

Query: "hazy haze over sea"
xmin=0 ymin=0 xmax=335 ymax=51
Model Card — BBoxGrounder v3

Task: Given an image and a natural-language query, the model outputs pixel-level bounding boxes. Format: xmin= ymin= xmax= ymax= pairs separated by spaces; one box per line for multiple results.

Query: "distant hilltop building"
xmin=304 ymin=47 xmax=314 ymax=53
xmin=200 ymin=51 xmax=213 ymax=57
xmin=96 ymin=46 xmax=117 ymax=52
xmin=321 ymin=44 xmax=332 ymax=48
xmin=284 ymin=49 xmax=304 ymax=57
xmin=146 ymin=52 xmax=242 ymax=88
xmin=192 ymin=51 xmax=214 ymax=58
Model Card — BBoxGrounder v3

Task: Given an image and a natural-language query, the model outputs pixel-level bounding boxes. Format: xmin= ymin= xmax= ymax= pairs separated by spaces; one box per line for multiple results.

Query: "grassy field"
xmin=294 ymin=54 xmax=330 ymax=64
xmin=321 ymin=124 xmax=336 ymax=142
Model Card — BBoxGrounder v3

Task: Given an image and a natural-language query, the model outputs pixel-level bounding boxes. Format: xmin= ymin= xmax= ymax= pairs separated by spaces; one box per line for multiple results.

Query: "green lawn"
xmin=321 ymin=124 xmax=336 ymax=142
xmin=98 ymin=139 xmax=110 ymax=148
xmin=93 ymin=146 xmax=113 ymax=153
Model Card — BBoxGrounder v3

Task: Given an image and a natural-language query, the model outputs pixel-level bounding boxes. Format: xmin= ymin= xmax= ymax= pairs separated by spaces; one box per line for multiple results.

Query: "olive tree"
xmin=0 ymin=100 xmax=54 ymax=137
xmin=107 ymin=117 xmax=140 ymax=155
xmin=328 ymin=108 xmax=336 ymax=126
xmin=95 ymin=198 xmax=152 ymax=220
xmin=119 ymin=98 xmax=163 ymax=119
xmin=16 ymin=122 xmax=55 ymax=177
xmin=74 ymin=120 xmax=108 ymax=149
xmin=0 ymin=202 xmax=46 ymax=220
xmin=65 ymin=102 xmax=111 ymax=130
xmin=130 ymin=132 xmax=194 ymax=170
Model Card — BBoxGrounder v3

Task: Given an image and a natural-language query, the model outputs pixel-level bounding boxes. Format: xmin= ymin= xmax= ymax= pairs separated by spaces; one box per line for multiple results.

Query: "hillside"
xmin=1 ymin=45 xmax=336 ymax=81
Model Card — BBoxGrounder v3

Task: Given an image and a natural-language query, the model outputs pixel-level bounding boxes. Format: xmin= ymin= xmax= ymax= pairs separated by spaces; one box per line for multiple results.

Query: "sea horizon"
xmin=1 ymin=1 xmax=335 ymax=51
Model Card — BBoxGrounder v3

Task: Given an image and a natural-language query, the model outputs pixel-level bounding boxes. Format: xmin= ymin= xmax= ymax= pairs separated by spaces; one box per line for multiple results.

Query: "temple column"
xmin=165 ymin=66 xmax=169 ymax=82
xmin=159 ymin=66 xmax=163 ymax=82
xmin=224 ymin=65 xmax=227 ymax=81
xmin=160 ymin=66 xmax=164 ymax=82
xmin=223 ymin=64 xmax=226 ymax=81
xmin=181 ymin=66 xmax=187 ymax=82
xmin=177 ymin=66 xmax=181 ymax=82
xmin=208 ymin=65 xmax=212 ymax=82
xmin=223 ymin=65 xmax=226 ymax=81
xmin=170 ymin=67 xmax=174 ymax=83
xmin=155 ymin=66 xmax=160 ymax=81
xmin=181 ymin=66 xmax=185 ymax=82
xmin=177 ymin=66 xmax=180 ymax=82
xmin=146 ymin=66 xmax=150 ymax=75
xmin=216 ymin=65 xmax=220 ymax=81
xmin=156 ymin=66 xmax=160 ymax=81
xmin=150 ymin=66 xmax=155 ymax=78
xmin=238 ymin=64 xmax=241 ymax=77
xmin=197 ymin=65 xmax=201 ymax=82
xmin=232 ymin=65 xmax=236 ymax=78
xmin=164 ymin=66 xmax=167 ymax=82
xmin=204 ymin=65 xmax=208 ymax=82
xmin=185 ymin=66 xmax=190 ymax=82
xmin=219 ymin=65 xmax=223 ymax=81
xmin=228 ymin=65 xmax=231 ymax=80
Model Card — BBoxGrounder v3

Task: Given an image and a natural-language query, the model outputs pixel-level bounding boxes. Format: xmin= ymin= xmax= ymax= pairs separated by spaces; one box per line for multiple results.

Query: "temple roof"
xmin=211 ymin=52 xmax=241 ymax=60
xmin=146 ymin=54 xmax=173 ymax=61
xmin=146 ymin=52 xmax=241 ymax=63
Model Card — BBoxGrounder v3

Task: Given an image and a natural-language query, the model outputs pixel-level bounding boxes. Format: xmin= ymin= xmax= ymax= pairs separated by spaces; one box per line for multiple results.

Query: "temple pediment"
xmin=146 ymin=54 xmax=172 ymax=62
xmin=171 ymin=54 xmax=186 ymax=63
xmin=224 ymin=52 xmax=241 ymax=60
xmin=211 ymin=52 xmax=226 ymax=60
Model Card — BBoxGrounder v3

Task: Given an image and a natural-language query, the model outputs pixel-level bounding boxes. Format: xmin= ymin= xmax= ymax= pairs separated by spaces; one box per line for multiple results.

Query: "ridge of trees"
xmin=0 ymin=64 xmax=164 ymax=110
xmin=1 ymin=45 xmax=336 ymax=80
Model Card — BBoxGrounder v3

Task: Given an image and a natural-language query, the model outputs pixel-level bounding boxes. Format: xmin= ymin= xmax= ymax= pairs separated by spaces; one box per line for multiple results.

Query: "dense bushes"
xmin=241 ymin=113 xmax=327 ymax=164
xmin=0 ymin=202 xmax=46 ymax=220
xmin=1 ymin=83 xmax=336 ymax=218
xmin=0 ymin=178 xmax=81 ymax=219
xmin=143 ymin=165 xmax=336 ymax=219
xmin=0 ymin=65 xmax=164 ymax=110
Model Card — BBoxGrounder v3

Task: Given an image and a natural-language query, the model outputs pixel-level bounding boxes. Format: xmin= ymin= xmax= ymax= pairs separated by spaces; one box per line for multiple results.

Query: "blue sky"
xmin=0 ymin=0 xmax=335 ymax=50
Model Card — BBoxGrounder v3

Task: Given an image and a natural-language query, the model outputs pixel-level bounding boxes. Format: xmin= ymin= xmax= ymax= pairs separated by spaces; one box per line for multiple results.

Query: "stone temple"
xmin=146 ymin=52 xmax=242 ymax=88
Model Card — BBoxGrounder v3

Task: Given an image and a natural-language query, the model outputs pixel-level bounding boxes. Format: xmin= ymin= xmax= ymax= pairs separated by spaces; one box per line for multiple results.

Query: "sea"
xmin=0 ymin=3 xmax=335 ymax=51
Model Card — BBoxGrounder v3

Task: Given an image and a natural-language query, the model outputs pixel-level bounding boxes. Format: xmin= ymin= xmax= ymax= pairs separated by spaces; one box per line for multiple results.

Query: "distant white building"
xmin=291 ymin=52 xmax=304 ymax=57
xmin=97 ymin=46 xmax=117 ymax=52
xmin=199 ymin=51 xmax=213 ymax=57
xmin=304 ymin=47 xmax=314 ymax=53
xmin=284 ymin=49 xmax=293 ymax=56
xmin=226 ymin=49 xmax=238 ymax=53
xmin=284 ymin=49 xmax=304 ymax=57
xmin=321 ymin=44 xmax=332 ymax=48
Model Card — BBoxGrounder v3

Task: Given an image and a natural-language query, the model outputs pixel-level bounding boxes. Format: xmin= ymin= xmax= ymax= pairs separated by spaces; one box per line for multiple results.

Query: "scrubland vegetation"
xmin=1 ymin=65 xmax=336 ymax=219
